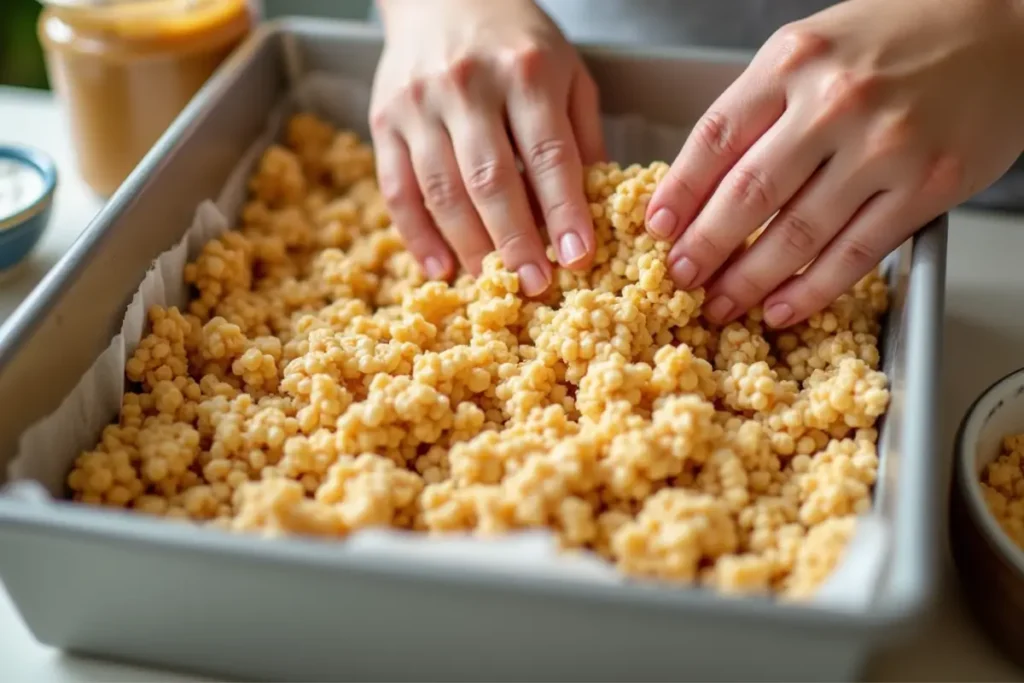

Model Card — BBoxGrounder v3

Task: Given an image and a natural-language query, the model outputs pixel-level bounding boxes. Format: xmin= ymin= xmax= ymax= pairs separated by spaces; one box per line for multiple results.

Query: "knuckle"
xmin=464 ymin=160 xmax=515 ymax=200
xmin=692 ymin=110 xmax=740 ymax=158
xmin=771 ymin=23 xmax=831 ymax=76
xmin=922 ymin=153 xmax=965 ymax=197
xmin=421 ymin=172 xmax=466 ymax=213
xmin=508 ymin=44 xmax=549 ymax=86
xmin=834 ymin=238 xmax=878 ymax=271
xmin=443 ymin=56 xmax=479 ymax=92
xmin=864 ymin=112 xmax=916 ymax=164
xmin=725 ymin=268 xmax=770 ymax=302
xmin=687 ymin=229 xmax=730 ymax=262
xmin=817 ymin=69 xmax=879 ymax=122
xmin=378 ymin=173 xmax=412 ymax=209
xmin=542 ymin=197 xmax=573 ymax=225
xmin=368 ymin=108 xmax=391 ymax=135
xmin=775 ymin=212 xmax=819 ymax=255
xmin=727 ymin=167 xmax=775 ymax=211
xmin=663 ymin=164 xmax=701 ymax=206
xmin=495 ymin=229 xmax=537 ymax=257
xmin=525 ymin=138 xmax=574 ymax=177
xmin=399 ymin=78 xmax=430 ymax=108
xmin=801 ymin=279 xmax=835 ymax=310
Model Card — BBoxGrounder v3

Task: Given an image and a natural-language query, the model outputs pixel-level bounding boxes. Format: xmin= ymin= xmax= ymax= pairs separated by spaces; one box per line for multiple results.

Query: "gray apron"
xmin=369 ymin=0 xmax=1024 ymax=210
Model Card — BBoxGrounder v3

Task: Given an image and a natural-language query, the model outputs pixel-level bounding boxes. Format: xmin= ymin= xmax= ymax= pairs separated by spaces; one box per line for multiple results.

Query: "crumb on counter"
xmin=66 ymin=113 xmax=892 ymax=600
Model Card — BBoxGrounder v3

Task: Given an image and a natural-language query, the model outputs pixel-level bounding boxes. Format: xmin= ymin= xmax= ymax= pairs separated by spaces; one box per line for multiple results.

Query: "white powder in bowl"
xmin=0 ymin=158 xmax=46 ymax=222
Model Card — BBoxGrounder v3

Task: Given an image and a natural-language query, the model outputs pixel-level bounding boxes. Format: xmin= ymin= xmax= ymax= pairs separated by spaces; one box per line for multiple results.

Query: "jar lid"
xmin=38 ymin=0 xmax=254 ymax=43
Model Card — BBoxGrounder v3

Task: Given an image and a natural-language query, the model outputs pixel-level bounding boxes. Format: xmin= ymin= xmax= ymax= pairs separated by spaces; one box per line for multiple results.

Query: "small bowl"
xmin=951 ymin=368 xmax=1024 ymax=668
xmin=0 ymin=144 xmax=58 ymax=272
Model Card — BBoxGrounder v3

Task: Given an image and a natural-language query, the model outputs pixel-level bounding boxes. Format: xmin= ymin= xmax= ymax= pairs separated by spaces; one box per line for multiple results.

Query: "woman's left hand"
xmin=646 ymin=0 xmax=1024 ymax=327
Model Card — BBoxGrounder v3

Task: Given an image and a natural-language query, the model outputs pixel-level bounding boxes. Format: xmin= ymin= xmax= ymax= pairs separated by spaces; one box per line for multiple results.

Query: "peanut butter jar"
xmin=38 ymin=0 xmax=257 ymax=197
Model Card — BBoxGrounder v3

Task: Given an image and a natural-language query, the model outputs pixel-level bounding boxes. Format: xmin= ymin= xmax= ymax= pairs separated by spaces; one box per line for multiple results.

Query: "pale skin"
xmin=371 ymin=0 xmax=1024 ymax=326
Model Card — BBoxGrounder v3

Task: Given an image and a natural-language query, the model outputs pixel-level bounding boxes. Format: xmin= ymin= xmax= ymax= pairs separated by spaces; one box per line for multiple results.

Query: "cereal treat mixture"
xmin=980 ymin=434 xmax=1024 ymax=549
xmin=66 ymin=113 xmax=891 ymax=600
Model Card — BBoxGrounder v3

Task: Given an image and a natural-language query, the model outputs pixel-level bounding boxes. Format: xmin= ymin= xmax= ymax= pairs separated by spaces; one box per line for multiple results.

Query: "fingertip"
xmin=667 ymin=238 xmax=702 ymax=290
xmin=647 ymin=160 xmax=700 ymax=222
xmin=555 ymin=212 xmax=599 ymax=269
xmin=646 ymin=207 xmax=679 ymax=241
xmin=647 ymin=173 xmax=700 ymax=244
xmin=423 ymin=255 xmax=452 ymax=281
xmin=518 ymin=262 xmax=552 ymax=298
xmin=557 ymin=231 xmax=589 ymax=267
xmin=704 ymin=295 xmax=738 ymax=325
xmin=763 ymin=300 xmax=796 ymax=328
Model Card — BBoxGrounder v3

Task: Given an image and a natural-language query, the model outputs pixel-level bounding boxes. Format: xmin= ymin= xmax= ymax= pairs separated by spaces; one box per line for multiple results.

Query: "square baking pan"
xmin=0 ymin=18 xmax=946 ymax=683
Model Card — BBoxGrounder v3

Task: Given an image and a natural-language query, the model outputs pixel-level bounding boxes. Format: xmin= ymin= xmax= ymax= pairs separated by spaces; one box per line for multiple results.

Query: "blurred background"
xmin=0 ymin=0 xmax=373 ymax=89
xmin=0 ymin=0 xmax=48 ymax=89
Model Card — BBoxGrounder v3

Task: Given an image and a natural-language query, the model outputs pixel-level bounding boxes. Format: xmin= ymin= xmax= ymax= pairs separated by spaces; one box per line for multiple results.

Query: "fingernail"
xmin=424 ymin=256 xmax=447 ymax=279
xmin=670 ymin=256 xmax=699 ymax=289
xmin=559 ymin=232 xmax=587 ymax=266
xmin=765 ymin=302 xmax=794 ymax=328
xmin=706 ymin=295 xmax=735 ymax=322
xmin=648 ymin=208 xmax=678 ymax=239
xmin=518 ymin=263 xmax=550 ymax=297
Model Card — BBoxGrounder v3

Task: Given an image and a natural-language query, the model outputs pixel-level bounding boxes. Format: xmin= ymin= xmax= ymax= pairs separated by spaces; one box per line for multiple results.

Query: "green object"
xmin=0 ymin=0 xmax=49 ymax=89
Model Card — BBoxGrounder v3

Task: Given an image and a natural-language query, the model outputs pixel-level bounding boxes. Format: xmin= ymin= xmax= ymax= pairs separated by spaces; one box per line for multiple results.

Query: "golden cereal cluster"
xmin=67 ymin=113 xmax=891 ymax=600
xmin=980 ymin=434 xmax=1024 ymax=550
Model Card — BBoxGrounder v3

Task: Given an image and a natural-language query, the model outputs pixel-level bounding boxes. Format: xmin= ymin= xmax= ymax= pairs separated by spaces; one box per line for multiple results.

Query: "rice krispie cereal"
xmin=980 ymin=434 xmax=1024 ymax=550
xmin=66 ymin=113 xmax=891 ymax=600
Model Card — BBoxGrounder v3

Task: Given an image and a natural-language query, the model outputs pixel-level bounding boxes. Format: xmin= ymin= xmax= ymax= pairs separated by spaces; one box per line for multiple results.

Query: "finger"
xmin=508 ymin=98 xmax=595 ymax=270
xmin=523 ymin=173 xmax=544 ymax=227
xmin=762 ymin=187 xmax=927 ymax=328
xmin=568 ymin=69 xmax=606 ymax=164
xmin=446 ymin=111 xmax=552 ymax=296
xmin=703 ymin=150 xmax=878 ymax=323
xmin=403 ymin=121 xmax=494 ymax=276
xmin=373 ymin=130 xmax=454 ymax=279
xmin=645 ymin=59 xmax=787 ymax=244
xmin=666 ymin=107 xmax=831 ymax=291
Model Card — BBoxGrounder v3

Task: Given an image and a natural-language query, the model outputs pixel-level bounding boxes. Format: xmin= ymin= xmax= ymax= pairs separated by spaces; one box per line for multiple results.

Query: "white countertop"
xmin=1 ymin=85 xmax=1022 ymax=682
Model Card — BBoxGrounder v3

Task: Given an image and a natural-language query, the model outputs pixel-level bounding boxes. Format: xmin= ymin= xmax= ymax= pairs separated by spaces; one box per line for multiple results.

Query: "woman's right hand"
xmin=370 ymin=0 xmax=606 ymax=296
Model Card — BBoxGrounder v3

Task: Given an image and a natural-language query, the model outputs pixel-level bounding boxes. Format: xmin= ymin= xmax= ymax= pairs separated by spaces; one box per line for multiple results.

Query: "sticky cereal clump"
xmin=67 ymin=114 xmax=892 ymax=601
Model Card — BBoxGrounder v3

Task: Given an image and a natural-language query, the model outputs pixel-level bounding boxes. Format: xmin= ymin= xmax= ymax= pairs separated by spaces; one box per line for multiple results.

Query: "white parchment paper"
xmin=3 ymin=72 xmax=888 ymax=606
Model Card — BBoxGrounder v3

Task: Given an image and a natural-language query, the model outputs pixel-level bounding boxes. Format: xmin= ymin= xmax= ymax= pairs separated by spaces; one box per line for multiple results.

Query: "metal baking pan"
xmin=0 ymin=18 xmax=946 ymax=682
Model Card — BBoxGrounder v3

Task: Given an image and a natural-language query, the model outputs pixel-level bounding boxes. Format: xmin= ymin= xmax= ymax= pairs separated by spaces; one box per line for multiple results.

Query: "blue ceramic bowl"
xmin=0 ymin=144 xmax=58 ymax=271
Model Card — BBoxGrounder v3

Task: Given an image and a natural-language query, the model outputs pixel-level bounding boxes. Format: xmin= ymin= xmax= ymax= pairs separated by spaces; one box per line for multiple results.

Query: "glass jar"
xmin=38 ymin=0 xmax=258 ymax=197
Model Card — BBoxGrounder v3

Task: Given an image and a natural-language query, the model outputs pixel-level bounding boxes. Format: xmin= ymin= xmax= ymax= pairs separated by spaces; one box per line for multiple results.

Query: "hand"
xmin=646 ymin=0 xmax=1024 ymax=327
xmin=370 ymin=0 xmax=605 ymax=296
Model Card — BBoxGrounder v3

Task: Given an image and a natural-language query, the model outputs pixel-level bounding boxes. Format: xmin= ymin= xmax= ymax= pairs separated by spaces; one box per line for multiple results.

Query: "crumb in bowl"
xmin=980 ymin=434 xmax=1024 ymax=549
xmin=65 ymin=112 xmax=891 ymax=600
